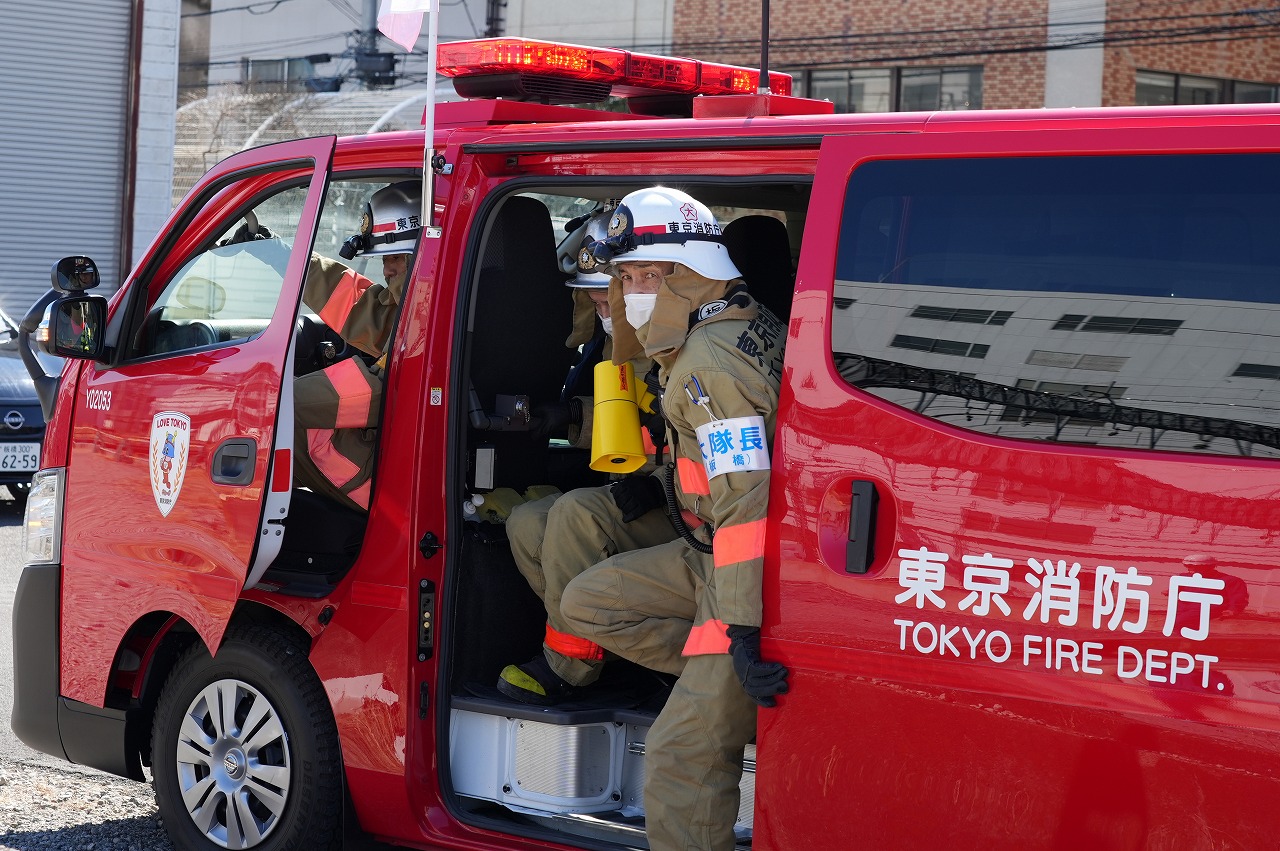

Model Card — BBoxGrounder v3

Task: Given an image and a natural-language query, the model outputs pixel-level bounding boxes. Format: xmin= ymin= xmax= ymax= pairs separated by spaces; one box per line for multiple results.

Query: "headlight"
xmin=23 ymin=468 xmax=64 ymax=565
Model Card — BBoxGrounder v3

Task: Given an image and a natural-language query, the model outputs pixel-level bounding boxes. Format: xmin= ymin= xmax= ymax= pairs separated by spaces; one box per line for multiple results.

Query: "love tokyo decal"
xmin=891 ymin=547 xmax=1241 ymax=693
xmin=150 ymin=411 xmax=191 ymax=517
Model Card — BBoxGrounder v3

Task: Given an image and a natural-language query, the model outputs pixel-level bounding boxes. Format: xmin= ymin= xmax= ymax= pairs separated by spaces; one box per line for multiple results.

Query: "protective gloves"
xmin=726 ymin=625 xmax=789 ymax=708
xmin=609 ymin=474 xmax=666 ymax=522
xmin=223 ymin=221 xmax=274 ymax=245
xmin=530 ymin=398 xmax=582 ymax=440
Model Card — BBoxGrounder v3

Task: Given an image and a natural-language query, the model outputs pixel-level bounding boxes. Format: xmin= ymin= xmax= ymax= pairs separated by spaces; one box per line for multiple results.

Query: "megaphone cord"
xmin=663 ymin=461 xmax=713 ymax=554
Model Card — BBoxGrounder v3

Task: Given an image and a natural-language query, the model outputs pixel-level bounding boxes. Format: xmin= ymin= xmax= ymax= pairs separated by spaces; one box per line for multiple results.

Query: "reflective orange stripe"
xmin=713 ymin=519 xmax=766 ymax=568
xmin=318 ymin=268 xmax=373 ymax=333
xmin=327 ymin=358 xmax=375 ymax=428
xmin=682 ymin=618 xmax=730 ymax=656
xmin=677 ymin=456 xmax=710 ymax=495
xmin=308 ymin=429 xmax=360 ymax=487
xmin=544 ymin=624 xmax=604 ymax=661
xmin=347 ymin=479 xmax=371 ymax=510
xmin=642 ymin=428 xmax=658 ymax=456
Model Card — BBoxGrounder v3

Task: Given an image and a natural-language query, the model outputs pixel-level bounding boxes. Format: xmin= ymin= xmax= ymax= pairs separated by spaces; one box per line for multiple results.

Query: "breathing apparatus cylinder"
xmin=589 ymin=360 xmax=647 ymax=473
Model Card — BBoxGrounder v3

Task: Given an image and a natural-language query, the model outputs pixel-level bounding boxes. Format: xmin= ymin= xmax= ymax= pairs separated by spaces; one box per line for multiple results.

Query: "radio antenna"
xmin=758 ymin=0 xmax=771 ymax=94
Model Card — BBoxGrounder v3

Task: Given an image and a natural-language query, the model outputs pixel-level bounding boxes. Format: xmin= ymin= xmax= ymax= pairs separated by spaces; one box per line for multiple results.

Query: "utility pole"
xmin=485 ymin=0 xmax=505 ymax=38
xmin=355 ymin=0 xmax=397 ymax=88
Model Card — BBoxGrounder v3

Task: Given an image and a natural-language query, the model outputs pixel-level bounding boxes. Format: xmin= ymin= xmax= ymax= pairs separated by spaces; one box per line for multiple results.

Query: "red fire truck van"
xmin=13 ymin=36 xmax=1280 ymax=851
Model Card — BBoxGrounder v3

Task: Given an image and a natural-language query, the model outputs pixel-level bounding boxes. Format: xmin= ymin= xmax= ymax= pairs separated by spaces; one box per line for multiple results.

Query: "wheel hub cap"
xmin=174 ymin=678 xmax=291 ymax=849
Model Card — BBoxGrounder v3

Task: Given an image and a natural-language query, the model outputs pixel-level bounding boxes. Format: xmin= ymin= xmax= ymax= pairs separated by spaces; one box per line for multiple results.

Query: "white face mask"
xmin=624 ymin=293 xmax=659 ymax=330
xmin=600 ymin=316 xmax=614 ymax=337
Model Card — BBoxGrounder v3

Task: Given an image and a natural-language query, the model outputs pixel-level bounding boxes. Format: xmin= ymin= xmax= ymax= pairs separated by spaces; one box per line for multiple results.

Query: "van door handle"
xmin=211 ymin=438 xmax=257 ymax=485
xmin=846 ymin=480 xmax=879 ymax=574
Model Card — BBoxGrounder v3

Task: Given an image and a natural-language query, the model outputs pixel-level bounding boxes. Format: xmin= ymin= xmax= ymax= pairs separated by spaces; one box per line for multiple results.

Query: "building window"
xmin=1136 ymin=70 xmax=1277 ymax=106
xmin=798 ymin=66 xmax=982 ymax=113
xmin=1052 ymin=314 xmax=1183 ymax=335
xmin=1232 ymin=363 xmax=1280 ymax=380
xmin=910 ymin=305 xmax=1012 ymax=325
xmin=240 ymin=57 xmax=319 ymax=92
xmin=891 ymin=335 xmax=989 ymax=358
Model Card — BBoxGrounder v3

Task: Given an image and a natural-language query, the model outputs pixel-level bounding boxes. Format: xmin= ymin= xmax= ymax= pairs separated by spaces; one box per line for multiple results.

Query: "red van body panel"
xmin=21 ymin=99 xmax=1280 ymax=849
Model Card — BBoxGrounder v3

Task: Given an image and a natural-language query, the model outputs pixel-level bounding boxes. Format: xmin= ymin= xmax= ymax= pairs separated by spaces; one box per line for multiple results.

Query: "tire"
xmin=151 ymin=625 xmax=342 ymax=851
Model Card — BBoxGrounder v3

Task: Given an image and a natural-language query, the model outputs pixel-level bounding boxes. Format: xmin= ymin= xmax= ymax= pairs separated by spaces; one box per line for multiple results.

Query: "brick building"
xmin=670 ymin=0 xmax=1280 ymax=111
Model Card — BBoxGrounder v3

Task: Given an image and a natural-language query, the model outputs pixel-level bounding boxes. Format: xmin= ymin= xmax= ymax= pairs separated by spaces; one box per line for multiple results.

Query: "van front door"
xmin=59 ymin=137 xmax=334 ymax=706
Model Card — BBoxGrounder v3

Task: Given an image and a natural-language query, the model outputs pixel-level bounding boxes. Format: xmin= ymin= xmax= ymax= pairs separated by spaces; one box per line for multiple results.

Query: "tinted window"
xmin=831 ymin=154 xmax=1280 ymax=458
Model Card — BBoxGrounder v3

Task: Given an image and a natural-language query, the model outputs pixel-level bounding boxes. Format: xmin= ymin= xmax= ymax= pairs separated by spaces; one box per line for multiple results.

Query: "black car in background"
xmin=0 ymin=308 xmax=59 ymax=503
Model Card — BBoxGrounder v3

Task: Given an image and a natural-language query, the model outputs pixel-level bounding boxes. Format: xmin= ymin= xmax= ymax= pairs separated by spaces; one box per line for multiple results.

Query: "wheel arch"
xmin=148 ymin=607 xmax=345 ymax=850
xmin=120 ymin=601 xmax=314 ymax=771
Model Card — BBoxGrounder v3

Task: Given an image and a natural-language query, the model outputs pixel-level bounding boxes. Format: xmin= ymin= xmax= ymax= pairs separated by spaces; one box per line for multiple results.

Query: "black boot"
xmin=497 ymin=654 xmax=575 ymax=705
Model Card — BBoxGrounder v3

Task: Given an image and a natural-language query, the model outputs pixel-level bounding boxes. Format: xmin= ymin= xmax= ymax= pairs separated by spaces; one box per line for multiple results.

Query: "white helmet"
xmin=589 ymin=187 xmax=742 ymax=281
xmin=566 ymin=209 xmax=614 ymax=288
xmin=340 ymin=181 xmax=422 ymax=258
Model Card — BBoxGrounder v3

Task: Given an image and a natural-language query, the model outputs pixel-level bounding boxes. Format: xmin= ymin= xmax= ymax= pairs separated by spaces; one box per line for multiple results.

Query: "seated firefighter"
xmin=292 ymin=181 xmax=421 ymax=511
xmin=497 ymin=208 xmax=677 ymax=705
xmin=559 ymin=187 xmax=790 ymax=851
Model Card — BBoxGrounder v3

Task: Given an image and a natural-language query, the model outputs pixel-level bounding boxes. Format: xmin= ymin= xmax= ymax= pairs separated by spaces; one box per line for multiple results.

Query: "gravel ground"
xmin=0 ymin=759 xmax=171 ymax=851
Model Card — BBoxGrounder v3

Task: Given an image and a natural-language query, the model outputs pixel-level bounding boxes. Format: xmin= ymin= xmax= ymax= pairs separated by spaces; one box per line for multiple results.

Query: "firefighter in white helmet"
xmin=560 ymin=187 xmax=789 ymax=851
xmin=499 ymin=207 xmax=676 ymax=704
xmin=292 ymin=181 xmax=420 ymax=511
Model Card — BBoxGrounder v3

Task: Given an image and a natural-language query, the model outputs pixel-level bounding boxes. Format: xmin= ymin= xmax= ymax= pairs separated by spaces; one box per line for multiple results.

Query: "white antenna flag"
xmin=376 ymin=0 xmax=441 ymax=237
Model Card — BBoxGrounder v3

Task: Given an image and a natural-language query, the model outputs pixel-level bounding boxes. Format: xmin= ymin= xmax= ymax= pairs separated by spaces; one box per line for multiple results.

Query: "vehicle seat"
xmin=467 ymin=196 xmax=575 ymax=490
xmin=723 ymin=215 xmax=794 ymax=323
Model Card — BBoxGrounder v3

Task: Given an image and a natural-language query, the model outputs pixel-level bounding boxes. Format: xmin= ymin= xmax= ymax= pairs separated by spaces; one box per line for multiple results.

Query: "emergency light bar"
xmin=437 ymin=38 xmax=792 ymax=109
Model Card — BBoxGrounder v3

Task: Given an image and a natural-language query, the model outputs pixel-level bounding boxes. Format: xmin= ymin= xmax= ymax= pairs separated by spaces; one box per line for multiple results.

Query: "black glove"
xmin=530 ymin=398 xmax=581 ymax=440
xmin=222 ymin=221 xmax=274 ymax=246
xmin=726 ymin=625 xmax=789 ymax=708
xmin=610 ymin=474 xmax=665 ymax=522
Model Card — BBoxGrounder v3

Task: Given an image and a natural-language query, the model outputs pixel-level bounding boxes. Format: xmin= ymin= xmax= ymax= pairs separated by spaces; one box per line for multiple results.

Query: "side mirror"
xmin=51 ymin=296 xmax=107 ymax=360
xmin=51 ymin=256 xmax=101 ymax=293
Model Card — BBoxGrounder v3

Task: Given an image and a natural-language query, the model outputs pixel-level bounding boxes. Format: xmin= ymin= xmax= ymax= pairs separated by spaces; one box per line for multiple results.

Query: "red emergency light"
xmin=436 ymin=38 xmax=792 ymax=114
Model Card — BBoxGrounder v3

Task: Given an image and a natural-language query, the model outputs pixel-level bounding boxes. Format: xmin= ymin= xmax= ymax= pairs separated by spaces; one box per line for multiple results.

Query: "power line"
xmin=768 ymin=19 xmax=1280 ymax=70
xmin=182 ymin=0 xmax=295 ymax=18
xmin=650 ymin=5 xmax=1280 ymax=57
xmin=323 ymin=0 xmax=362 ymax=26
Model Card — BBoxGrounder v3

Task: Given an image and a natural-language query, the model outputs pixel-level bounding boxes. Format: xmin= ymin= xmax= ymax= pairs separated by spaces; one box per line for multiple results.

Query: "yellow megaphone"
xmin=590 ymin=360 xmax=647 ymax=473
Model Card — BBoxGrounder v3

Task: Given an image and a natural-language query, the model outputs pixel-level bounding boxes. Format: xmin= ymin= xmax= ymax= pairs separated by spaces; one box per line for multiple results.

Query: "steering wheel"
xmin=294 ymin=315 xmax=350 ymax=376
xmin=187 ymin=321 xmax=218 ymax=348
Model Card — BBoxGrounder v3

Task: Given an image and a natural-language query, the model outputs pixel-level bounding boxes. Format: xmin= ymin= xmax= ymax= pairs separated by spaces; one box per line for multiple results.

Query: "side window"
xmin=130 ymin=183 xmax=309 ymax=359
xmin=304 ymin=178 xmax=414 ymax=311
xmin=831 ymin=153 xmax=1280 ymax=459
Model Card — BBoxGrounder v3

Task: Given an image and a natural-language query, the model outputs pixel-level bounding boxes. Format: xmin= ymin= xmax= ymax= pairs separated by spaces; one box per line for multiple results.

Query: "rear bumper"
xmin=12 ymin=564 xmax=141 ymax=780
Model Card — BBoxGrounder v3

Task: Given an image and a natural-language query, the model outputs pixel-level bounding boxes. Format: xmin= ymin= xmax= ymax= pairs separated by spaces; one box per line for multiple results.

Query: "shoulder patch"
xmin=698 ymin=300 xmax=728 ymax=321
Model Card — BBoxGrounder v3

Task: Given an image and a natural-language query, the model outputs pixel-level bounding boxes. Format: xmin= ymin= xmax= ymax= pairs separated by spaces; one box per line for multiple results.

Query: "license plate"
xmin=0 ymin=443 xmax=40 ymax=472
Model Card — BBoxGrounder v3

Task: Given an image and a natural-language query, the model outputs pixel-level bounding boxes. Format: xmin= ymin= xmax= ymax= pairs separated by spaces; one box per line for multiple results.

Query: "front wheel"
xmin=151 ymin=625 xmax=342 ymax=850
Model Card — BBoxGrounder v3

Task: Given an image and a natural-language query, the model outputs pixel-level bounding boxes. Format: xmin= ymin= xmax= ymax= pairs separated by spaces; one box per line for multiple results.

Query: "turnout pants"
xmin=561 ymin=537 xmax=757 ymax=851
xmin=507 ymin=485 xmax=676 ymax=686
